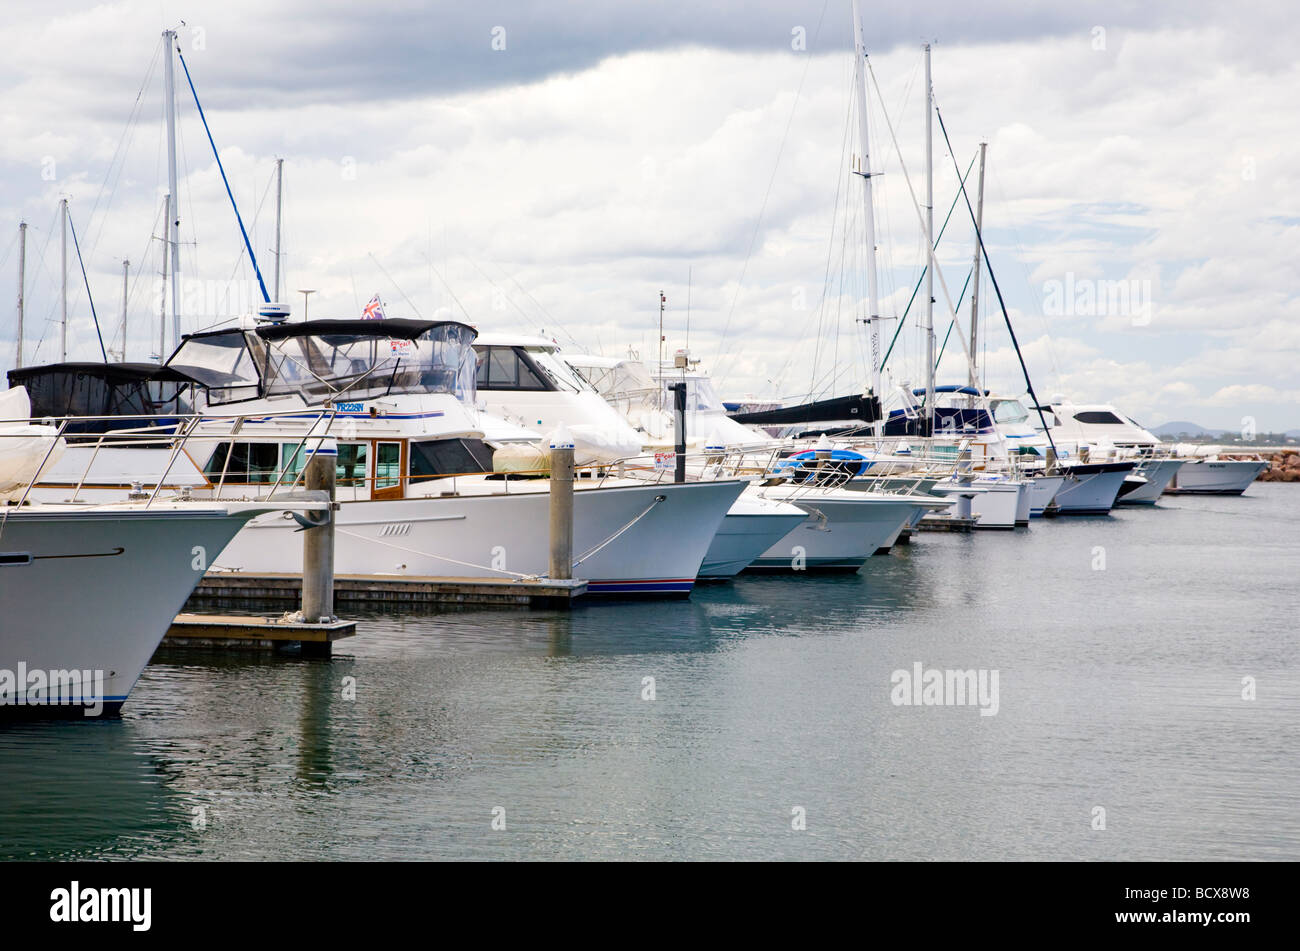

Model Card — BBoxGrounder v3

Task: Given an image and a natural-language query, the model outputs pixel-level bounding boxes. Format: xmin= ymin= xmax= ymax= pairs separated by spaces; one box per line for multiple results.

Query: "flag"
xmin=362 ymin=294 xmax=385 ymax=320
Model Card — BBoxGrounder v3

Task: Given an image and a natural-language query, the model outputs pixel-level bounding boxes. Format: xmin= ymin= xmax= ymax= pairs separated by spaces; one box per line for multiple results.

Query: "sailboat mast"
xmin=163 ymin=29 xmax=182 ymax=353
xmin=851 ymin=0 xmax=883 ymax=436
xmin=159 ymin=193 xmax=169 ymax=364
xmin=968 ymin=141 xmax=986 ymax=395
xmin=119 ymin=258 xmax=130 ymax=362
xmin=60 ymin=198 xmax=68 ymax=361
xmin=923 ymin=43 xmax=935 ymax=434
xmin=15 ymin=221 xmax=25 ymax=368
xmin=273 ymin=157 xmax=283 ymax=302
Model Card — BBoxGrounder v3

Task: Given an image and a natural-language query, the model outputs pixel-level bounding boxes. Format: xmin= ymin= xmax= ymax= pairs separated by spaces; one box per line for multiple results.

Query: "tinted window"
xmin=1074 ymin=411 xmax=1124 ymax=425
xmin=476 ymin=347 xmax=548 ymax=390
xmin=410 ymin=438 xmax=495 ymax=480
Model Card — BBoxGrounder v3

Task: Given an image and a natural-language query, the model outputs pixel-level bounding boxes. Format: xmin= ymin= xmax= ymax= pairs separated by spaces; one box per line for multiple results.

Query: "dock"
xmin=190 ymin=572 xmax=588 ymax=609
xmin=917 ymin=514 xmax=977 ymax=533
xmin=162 ymin=613 xmax=358 ymax=657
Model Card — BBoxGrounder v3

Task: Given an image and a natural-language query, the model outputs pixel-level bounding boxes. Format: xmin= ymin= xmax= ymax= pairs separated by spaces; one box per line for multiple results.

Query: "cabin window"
xmin=1074 ymin=411 xmax=1124 ymax=425
xmin=476 ymin=346 xmax=547 ymax=390
xmin=375 ymin=442 xmax=402 ymax=489
xmin=203 ymin=442 xmax=281 ymax=483
xmin=336 ymin=443 xmax=368 ymax=487
xmin=410 ymin=438 xmax=495 ymax=480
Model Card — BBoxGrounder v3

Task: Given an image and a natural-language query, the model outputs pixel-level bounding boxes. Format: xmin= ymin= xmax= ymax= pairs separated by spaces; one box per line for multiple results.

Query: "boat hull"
xmin=1116 ymin=458 xmax=1185 ymax=504
xmin=1052 ymin=461 xmax=1134 ymax=514
xmin=1164 ymin=459 xmax=1267 ymax=495
xmin=214 ymin=478 xmax=746 ymax=597
xmin=699 ymin=494 xmax=809 ymax=579
xmin=745 ymin=492 xmax=921 ymax=572
xmin=0 ymin=506 xmax=258 ymax=715
xmin=1027 ymin=475 xmax=1064 ymax=517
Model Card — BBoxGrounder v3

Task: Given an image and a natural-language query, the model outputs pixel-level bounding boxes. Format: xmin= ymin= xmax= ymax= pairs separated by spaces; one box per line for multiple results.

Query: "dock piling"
xmin=301 ymin=436 xmax=337 ymax=624
xmin=548 ymin=427 xmax=575 ymax=581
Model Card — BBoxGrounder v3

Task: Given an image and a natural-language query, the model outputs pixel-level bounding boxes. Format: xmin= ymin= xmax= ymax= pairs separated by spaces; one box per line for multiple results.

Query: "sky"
xmin=0 ymin=0 xmax=1297 ymax=431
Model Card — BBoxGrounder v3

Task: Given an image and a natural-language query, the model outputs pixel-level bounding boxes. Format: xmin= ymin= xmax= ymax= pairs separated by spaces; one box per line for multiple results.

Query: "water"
xmin=3 ymin=484 xmax=1298 ymax=860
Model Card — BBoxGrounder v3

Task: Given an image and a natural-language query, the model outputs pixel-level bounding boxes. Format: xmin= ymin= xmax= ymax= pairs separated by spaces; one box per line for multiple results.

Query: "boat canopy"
xmin=167 ymin=318 xmax=479 ymax=405
xmin=6 ymin=362 xmax=201 ymax=430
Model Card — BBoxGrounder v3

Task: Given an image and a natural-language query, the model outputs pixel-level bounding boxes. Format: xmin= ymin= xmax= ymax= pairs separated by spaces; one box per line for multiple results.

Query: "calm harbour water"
xmin=3 ymin=483 xmax=1298 ymax=861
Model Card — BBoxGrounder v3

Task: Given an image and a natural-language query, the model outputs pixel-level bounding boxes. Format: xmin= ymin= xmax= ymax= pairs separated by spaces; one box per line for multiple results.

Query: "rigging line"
xmin=226 ymin=165 xmax=277 ymax=284
xmin=862 ymin=59 xmax=986 ymax=412
xmin=414 ymin=251 xmax=468 ymax=321
xmin=933 ymin=267 xmax=974 ymax=370
xmin=989 ymin=161 xmax=1064 ymax=389
xmin=85 ymin=38 xmax=163 ymax=260
xmin=712 ymin=0 xmax=829 ymax=382
xmin=880 ymin=150 xmax=977 ymax=369
xmin=66 ymin=211 xmax=109 ymax=362
xmin=459 ymin=255 xmax=545 ymax=333
xmin=769 ymin=76 xmax=854 ymax=396
xmin=933 ymin=101 xmax=1057 ymax=457
xmin=494 ymin=265 xmax=585 ymax=351
xmin=175 ymin=47 xmax=270 ymax=303
xmin=372 ymin=252 xmax=426 ymax=319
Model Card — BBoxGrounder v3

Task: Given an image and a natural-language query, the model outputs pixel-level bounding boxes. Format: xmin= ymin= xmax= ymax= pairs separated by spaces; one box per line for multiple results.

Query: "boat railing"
xmin=0 ymin=408 xmax=341 ymax=506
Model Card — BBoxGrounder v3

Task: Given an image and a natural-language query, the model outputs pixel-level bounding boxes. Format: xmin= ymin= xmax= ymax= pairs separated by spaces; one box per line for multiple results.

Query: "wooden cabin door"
xmin=371 ymin=440 xmax=406 ymax=500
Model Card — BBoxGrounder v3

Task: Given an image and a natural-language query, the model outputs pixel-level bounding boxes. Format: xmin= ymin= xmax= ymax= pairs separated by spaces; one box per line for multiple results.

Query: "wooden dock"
xmin=162 ymin=613 xmax=358 ymax=657
xmin=189 ymin=572 xmax=588 ymax=609
xmin=917 ymin=514 xmax=977 ymax=533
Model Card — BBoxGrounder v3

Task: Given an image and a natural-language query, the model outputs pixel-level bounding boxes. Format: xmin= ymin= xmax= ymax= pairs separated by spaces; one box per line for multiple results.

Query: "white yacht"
xmin=474 ymin=336 xmax=812 ymax=577
xmin=1027 ymin=400 xmax=1188 ymax=504
xmin=565 ymin=349 xmax=948 ymax=570
xmin=15 ymin=319 xmax=746 ymax=597
xmin=1163 ymin=444 xmax=1268 ymax=495
xmin=0 ymin=394 xmax=310 ymax=716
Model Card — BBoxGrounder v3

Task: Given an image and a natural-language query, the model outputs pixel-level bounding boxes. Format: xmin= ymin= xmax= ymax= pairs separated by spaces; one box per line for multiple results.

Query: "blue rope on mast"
xmin=67 ymin=210 xmax=109 ymax=362
xmin=175 ymin=47 xmax=271 ymax=304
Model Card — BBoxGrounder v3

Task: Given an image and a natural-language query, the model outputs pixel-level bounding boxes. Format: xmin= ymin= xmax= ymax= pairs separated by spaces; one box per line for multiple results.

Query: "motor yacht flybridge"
xmin=14 ymin=318 xmax=746 ymax=596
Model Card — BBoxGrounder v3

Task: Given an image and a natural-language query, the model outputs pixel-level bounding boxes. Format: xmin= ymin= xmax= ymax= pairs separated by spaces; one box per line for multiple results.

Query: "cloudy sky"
xmin=1 ymin=0 xmax=1296 ymax=430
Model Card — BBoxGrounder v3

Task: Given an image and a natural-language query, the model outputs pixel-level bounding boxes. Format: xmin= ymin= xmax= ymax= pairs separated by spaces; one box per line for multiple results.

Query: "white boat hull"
xmin=699 ymin=493 xmax=808 ymax=579
xmin=214 ymin=478 xmax=746 ymax=597
xmin=746 ymin=490 xmax=922 ymax=572
xmin=1052 ymin=462 xmax=1134 ymax=514
xmin=1116 ymin=458 xmax=1185 ymax=504
xmin=1165 ymin=459 xmax=1267 ymax=496
xmin=0 ymin=505 xmax=261 ymax=714
xmin=1026 ymin=475 xmax=1064 ymax=516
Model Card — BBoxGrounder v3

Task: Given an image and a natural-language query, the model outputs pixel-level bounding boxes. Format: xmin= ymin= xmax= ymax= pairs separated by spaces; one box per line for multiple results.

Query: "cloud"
xmin=0 ymin=5 xmax=1297 ymax=430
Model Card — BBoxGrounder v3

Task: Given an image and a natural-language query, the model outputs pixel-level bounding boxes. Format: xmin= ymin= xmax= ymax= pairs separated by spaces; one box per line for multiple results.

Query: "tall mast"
xmin=163 ymin=29 xmax=182 ymax=352
xmin=15 ymin=221 xmax=25 ymax=368
xmin=273 ymin=157 xmax=283 ymax=302
xmin=851 ymin=0 xmax=883 ymax=436
xmin=159 ymin=193 xmax=170 ymax=364
xmin=923 ymin=43 xmax=935 ymax=434
xmin=60 ymin=198 xmax=68 ymax=361
xmin=968 ymin=141 xmax=987 ymax=395
xmin=119 ymin=258 xmax=130 ymax=362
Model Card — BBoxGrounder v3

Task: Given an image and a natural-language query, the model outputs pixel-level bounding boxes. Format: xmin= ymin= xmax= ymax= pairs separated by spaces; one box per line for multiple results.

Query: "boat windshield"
xmin=991 ymin=399 xmax=1030 ymax=424
xmin=167 ymin=330 xmax=265 ymax=405
xmin=574 ymin=360 xmax=656 ymax=399
xmin=524 ymin=347 xmax=593 ymax=393
xmin=262 ymin=324 xmax=477 ymax=403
